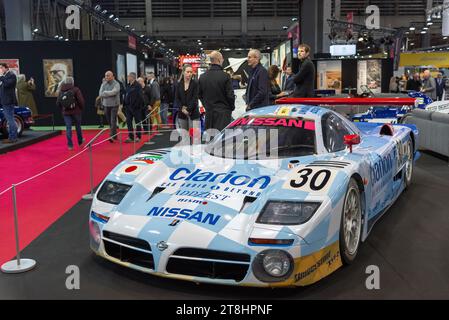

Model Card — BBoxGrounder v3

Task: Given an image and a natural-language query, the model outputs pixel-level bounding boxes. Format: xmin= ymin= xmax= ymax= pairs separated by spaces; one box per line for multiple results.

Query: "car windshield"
xmin=205 ymin=116 xmax=316 ymax=159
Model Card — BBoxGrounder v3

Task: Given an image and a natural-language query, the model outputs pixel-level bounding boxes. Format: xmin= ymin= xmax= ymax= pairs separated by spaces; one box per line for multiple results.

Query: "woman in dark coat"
xmin=175 ymin=64 xmax=200 ymax=142
xmin=56 ymin=77 xmax=85 ymax=150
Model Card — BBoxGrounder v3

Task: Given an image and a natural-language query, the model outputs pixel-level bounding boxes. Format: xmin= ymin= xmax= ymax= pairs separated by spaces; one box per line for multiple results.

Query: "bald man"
xmin=199 ymin=50 xmax=235 ymax=131
xmin=245 ymin=49 xmax=269 ymax=110
xmin=421 ymin=69 xmax=436 ymax=100
xmin=99 ymin=70 xmax=121 ymax=141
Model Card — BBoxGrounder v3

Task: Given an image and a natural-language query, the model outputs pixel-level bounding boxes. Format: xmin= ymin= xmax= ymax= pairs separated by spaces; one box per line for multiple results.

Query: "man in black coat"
xmin=245 ymin=49 xmax=269 ymax=110
xmin=292 ymin=44 xmax=316 ymax=98
xmin=199 ymin=51 xmax=235 ymax=131
xmin=123 ymin=72 xmax=144 ymax=142
xmin=0 ymin=62 xmax=18 ymax=143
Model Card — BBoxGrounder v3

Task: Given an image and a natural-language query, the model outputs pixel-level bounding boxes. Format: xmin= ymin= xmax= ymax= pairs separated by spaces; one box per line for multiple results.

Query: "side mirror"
xmin=344 ymin=134 xmax=361 ymax=153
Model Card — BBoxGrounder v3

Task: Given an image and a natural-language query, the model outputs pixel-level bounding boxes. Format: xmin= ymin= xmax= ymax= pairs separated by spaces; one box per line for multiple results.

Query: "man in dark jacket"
xmin=124 ymin=72 xmax=144 ymax=142
xmin=436 ymin=73 xmax=445 ymax=101
xmin=245 ymin=49 xmax=269 ymax=110
xmin=282 ymin=66 xmax=295 ymax=92
xmin=0 ymin=62 xmax=19 ymax=143
xmin=199 ymin=51 xmax=235 ymax=131
xmin=292 ymin=44 xmax=315 ymax=98
xmin=56 ymin=77 xmax=85 ymax=150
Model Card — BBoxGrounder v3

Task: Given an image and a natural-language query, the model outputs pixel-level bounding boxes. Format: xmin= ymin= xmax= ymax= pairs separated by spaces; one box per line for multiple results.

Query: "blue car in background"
xmin=0 ymin=106 xmax=34 ymax=138
xmin=352 ymin=91 xmax=432 ymax=123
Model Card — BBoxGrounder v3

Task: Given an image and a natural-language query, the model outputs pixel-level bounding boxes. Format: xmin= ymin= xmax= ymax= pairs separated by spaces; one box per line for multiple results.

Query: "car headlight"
xmin=89 ymin=220 xmax=101 ymax=251
xmin=252 ymin=250 xmax=294 ymax=282
xmin=256 ymin=201 xmax=320 ymax=225
xmin=97 ymin=181 xmax=132 ymax=204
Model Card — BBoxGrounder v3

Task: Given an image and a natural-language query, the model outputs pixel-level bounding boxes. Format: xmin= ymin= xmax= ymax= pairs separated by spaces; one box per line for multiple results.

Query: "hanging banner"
xmin=399 ymin=52 xmax=449 ymax=68
xmin=317 ymin=60 xmax=342 ymax=94
xmin=443 ymin=0 xmax=449 ymax=37
xmin=357 ymin=60 xmax=381 ymax=94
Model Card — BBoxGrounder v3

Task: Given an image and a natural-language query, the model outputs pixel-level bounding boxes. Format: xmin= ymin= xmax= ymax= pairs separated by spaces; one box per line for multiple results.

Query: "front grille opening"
xmin=166 ymin=258 xmax=248 ymax=282
xmin=103 ymin=240 xmax=154 ymax=269
xmin=173 ymin=248 xmax=250 ymax=262
xmin=103 ymin=231 xmax=151 ymax=251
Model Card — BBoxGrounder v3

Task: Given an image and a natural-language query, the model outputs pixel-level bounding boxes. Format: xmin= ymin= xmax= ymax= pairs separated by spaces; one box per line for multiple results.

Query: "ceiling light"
xmin=427 ymin=21 xmax=433 ymax=26
xmin=282 ymin=26 xmax=288 ymax=30
xmin=33 ymin=28 xmax=39 ymax=33
xmin=140 ymin=34 xmax=144 ymax=38
xmin=409 ymin=26 xmax=415 ymax=31
xmin=94 ymin=5 xmax=101 ymax=11
xmin=444 ymin=36 xmax=448 ymax=40
xmin=421 ymin=30 xmax=427 ymax=34
xmin=291 ymin=17 xmax=298 ymax=22
xmin=109 ymin=14 xmax=114 ymax=19
xmin=101 ymin=10 xmax=107 ymax=15
xmin=423 ymin=27 xmax=429 ymax=30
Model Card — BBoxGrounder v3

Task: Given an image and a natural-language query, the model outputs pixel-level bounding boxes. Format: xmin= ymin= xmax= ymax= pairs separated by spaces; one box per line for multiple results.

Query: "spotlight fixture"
xmin=109 ymin=14 xmax=114 ymax=19
xmin=101 ymin=10 xmax=107 ymax=15
xmin=140 ymin=34 xmax=145 ymax=38
xmin=282 ymin=26 xmax=288 ymax=30
xmin=113 ymin=18 xmax=119 ymax=23
xmin=94 ymin=5 xmax=101 ymax=12
xmin=427 ymin=21 xmax=433 ymax=26
xmin=54 ymin=35 xmax=59 ymax=39
xmin=124 ymin=25 xmax=130 ymax=29
xmin=59 ymin=36 xmax=64 ymax=40
xmin=444 ymin=36 xmax=448 ymax=40
xmin=131 ymin=28 xmax=135 ymax=31
xmin=291 ymin=17 xmax=298 ymax=22
xmin=33 ymin=28 xmax=39 ymax=33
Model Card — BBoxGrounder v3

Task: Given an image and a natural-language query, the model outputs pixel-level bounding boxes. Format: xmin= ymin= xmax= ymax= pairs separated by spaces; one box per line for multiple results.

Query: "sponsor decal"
xmin=292 ymin=241 xmax=342 ymax=286
xmin=228 ymin=117 xmax=315 ymax=130
xmin=175 ymin=190 xmax=229 ymax=201
xmin=147 ymin=207 xmax=221 ymax=225
xmin=370 ymin=153 xmax=393 ymax=186
xmin=133 ymin=155 xmax=162 ymax=164
xmin=169 ymin=168 xmax=271 ymax=190
xmin=177 ymin=197 xmax=209 ymax=204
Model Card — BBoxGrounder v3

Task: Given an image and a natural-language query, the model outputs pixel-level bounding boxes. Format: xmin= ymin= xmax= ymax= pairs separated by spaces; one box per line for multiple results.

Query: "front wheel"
xmin=2 ymin=116 xmax=24 ymax=138
xmin=339 ymin=178 xmax=362 ymax=265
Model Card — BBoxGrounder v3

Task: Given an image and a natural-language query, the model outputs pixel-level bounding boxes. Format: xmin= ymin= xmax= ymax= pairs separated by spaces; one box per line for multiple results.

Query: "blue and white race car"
xmin=89 ymin=104 xmax=418 ymax=287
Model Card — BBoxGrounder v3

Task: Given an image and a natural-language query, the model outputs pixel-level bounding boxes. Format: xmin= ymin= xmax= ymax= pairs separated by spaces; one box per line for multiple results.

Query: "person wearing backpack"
xmin=56 ymin=77 xmax=85 ymax=150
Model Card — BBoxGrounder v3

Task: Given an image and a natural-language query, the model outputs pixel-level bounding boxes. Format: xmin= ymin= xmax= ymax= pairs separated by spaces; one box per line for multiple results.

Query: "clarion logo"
xmin=370 ymin=154 xmax=393 ymax=185
xmin=147 ymin=207 xmax=221 ymax=225
xmin=169 ymin=168 xmax=271 ymax=189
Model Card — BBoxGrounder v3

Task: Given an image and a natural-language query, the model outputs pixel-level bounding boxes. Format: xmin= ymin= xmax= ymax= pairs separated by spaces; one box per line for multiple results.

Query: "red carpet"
xmin=0 ymin=129 xmax=155 ymax=265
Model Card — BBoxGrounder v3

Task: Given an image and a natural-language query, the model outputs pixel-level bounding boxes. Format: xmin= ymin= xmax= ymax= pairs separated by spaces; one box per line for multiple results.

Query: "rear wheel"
xmin=339 ymin=178 xmax=362 ymax=265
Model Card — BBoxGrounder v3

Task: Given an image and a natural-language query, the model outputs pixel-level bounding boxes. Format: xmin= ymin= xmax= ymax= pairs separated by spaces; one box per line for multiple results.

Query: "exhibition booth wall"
xmin=0 ymin=40 xmax=150 ymax=126
xmin=314 ymin=58 xmax=394 ymax=95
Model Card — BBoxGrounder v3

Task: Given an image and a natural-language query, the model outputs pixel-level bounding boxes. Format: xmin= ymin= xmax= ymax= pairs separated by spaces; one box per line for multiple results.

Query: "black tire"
xmin=2 ymin=116 xmax=24 ymax=138
xmin=404 ymin=139 xmax=414 ymax=188
xmin=339 ymin=178 xmax=363 ymax=265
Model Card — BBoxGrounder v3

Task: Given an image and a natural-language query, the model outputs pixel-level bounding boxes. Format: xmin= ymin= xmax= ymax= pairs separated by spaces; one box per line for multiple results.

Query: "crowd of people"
xmin=0 ymin=43 xmax=316 ymax=148
xmin=390 ymin=70 xmax=449 ymax=100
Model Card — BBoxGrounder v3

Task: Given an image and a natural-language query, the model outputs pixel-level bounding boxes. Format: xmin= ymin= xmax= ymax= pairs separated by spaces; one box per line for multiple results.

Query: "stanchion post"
xmin=119 ymin=131 xmax=123 ymax=160
xmin=1 ymin=185 xmax=37 ymax=273
xmin=82 ymin=144 xmax=94 ymax=200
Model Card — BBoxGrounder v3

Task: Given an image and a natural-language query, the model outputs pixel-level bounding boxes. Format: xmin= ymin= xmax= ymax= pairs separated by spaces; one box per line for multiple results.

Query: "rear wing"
xmin=276 ymin=97 xmax=416 ymax=106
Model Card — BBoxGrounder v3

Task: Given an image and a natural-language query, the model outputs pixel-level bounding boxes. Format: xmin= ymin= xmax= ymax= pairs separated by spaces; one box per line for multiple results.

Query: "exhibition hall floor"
xmin=0 ymin=132 xmax=448 ymax=299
